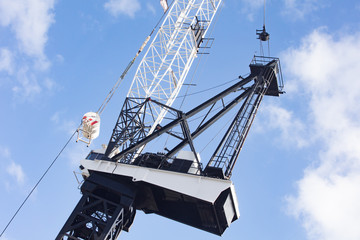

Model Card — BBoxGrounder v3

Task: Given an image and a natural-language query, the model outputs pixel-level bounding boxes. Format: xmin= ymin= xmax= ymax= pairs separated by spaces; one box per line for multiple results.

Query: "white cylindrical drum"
xmin=81 ymin=112 xmax=100 ymax=140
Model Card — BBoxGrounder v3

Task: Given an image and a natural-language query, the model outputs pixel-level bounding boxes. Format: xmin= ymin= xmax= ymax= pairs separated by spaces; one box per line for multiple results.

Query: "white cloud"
xmin=262 ymin=105 xmax=308 ymax=148
xmin=0 ymin=145 xmax=11 ymax=159
xmin=282 ymin=0 xmax=323 ymax=19
xmin=0 ymin=48 xmax=14 ymax=74
xmin=6 ymin=161 xmax=25 ymax=185
xmin=0 ymin=146 xmax=26 ymax=187
xmin=283 ymin=29 xmax=360 ymax=240
xmin=0 ymin=0 xmax=55 ymax=69
xmin=51 ymin=111 xmax=78 ymax=135
xmin=43 ymin=78 xmax=56 ymax=91
xmin=240 ymin=0 xmax=264 ymax=21
xmin=55 ymin=54 xmax=64 ymax=63
xmin=147 ymin=2 xmax=156 ymax=15
xmin=104 ymin=0 xmax=141 ymax=18
xmin=66 ymin=143 xmax=89 ymax=167
xmin=9 ymin=66 xmax=59 ymax=100
xmin=287 ymin=172 xmax=360 ymax=240
xmin=12 ymin=66 xmax=42 ymax=99
xmin=241 ymin=0 xmax=264 ymax=9
xmin=240 ymin=0 xmax=322 ymax=21
xmin=0 ymin=0 xmax=57 ymax=100
xmin=50 ymin=112 xmax=91 ymax=167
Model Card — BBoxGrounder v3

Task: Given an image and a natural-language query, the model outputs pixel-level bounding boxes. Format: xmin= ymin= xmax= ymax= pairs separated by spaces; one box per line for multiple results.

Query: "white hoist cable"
xmin=76 ymin=3 xmax=172 ymax=146
xmin=76 ymin=34 xmax=154 ymax=146
xmin=96 ymin=35 xmax=151 ymax=115
xmin=0 ymin=127 xmax=79 ymax=238
xmin=0 ymin=33 xmax=154 ymax=240
xmin=0 ymin=4 xmax=174 ymax=237
xmin=96 ymin=3 xmax=171 ymax=116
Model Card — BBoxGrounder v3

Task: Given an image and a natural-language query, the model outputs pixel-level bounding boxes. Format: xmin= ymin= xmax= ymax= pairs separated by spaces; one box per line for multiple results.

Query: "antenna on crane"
xmin=256 ymin=0 xmax=270 ymax=56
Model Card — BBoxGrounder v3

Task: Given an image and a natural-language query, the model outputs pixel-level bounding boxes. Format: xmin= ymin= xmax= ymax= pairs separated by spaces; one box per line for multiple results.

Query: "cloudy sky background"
xmin=1 ymin=0 xmax=360 ymax=239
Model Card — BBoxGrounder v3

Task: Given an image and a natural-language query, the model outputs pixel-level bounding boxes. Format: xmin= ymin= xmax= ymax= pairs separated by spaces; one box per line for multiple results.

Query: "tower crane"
xmin=56 ymin=1 xmax=283 ymax=239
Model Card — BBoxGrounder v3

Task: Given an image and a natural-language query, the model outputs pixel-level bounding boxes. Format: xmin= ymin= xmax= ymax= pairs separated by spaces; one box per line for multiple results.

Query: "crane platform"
xmin=77 ymin=150 xmax=240 ymax=236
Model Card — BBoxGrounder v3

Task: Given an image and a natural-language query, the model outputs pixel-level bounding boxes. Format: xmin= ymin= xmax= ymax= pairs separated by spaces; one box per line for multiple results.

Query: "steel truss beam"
xmin=56 ymin=173 xmax=136 ymax=240
xmin=205 ymin=60 xmax=278 ymax=178
xmin=111 ymin=58 xmax=282 ymax=179
xmin=106 ymin=0 xmax=223 ymax=157
xmin=110 ymin=77 xmax=252 ymax=163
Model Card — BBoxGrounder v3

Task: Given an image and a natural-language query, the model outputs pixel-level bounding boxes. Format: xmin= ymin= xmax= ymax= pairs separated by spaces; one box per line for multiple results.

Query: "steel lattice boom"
xmin=105 ymin=0 xmax=222 ymax=159
xmin=110 ymin=57 xmax=283 ymax=179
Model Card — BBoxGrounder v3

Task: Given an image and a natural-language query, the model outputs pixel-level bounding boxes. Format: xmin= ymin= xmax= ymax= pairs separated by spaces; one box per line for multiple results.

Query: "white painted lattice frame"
xmin=126 ymin=0 xmax=222 ymax=156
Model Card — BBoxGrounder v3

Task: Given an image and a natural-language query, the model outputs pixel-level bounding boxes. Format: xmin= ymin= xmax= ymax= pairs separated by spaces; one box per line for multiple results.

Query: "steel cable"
xmin=0 ymin=127 xmax=79 ymax=238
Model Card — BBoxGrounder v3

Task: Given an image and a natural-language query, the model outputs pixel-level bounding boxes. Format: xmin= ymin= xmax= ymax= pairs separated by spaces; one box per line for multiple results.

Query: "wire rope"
xmin=0 ymin=127 xmax=79 ymax=238
xmin=162 ymin=75 xmax=240 ymax=148
xmin=178 ymin=0 xmax=225 ymax=109
xmin=264 ymin=0 xmax=266 ymax=27
xmin=162 ymin=77 xmax=248 ymax=154
xmin=178 ymin=76 xmax=240 ymax=99
xmin=96 ymin=1 xmax=173 ymax=115
xmin=199 ymin=111 xmax=237 ymax=154
xmin=163 ymin=0 xmax=225 ymax=149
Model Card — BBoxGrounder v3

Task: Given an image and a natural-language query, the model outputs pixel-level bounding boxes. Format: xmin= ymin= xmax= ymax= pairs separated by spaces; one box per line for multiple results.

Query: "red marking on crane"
xmin=91 ymin=121 xmax=98 ymax=126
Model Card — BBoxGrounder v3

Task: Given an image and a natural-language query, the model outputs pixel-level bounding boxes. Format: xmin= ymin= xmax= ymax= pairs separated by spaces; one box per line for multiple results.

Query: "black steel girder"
xmin=56 ymin=173 xmax=136 ymax=240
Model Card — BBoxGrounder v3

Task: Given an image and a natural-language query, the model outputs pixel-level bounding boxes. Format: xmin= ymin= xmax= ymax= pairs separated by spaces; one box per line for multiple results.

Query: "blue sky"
xmin=1 ymin=0 xmax=360 ymax=239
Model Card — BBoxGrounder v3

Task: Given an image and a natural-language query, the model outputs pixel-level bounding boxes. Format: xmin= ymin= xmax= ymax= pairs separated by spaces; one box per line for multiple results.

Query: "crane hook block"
xmin=76 ymin=112 xmax=101 ymax=146
xmin=256 ymin=25 xmax=270 ymax=42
